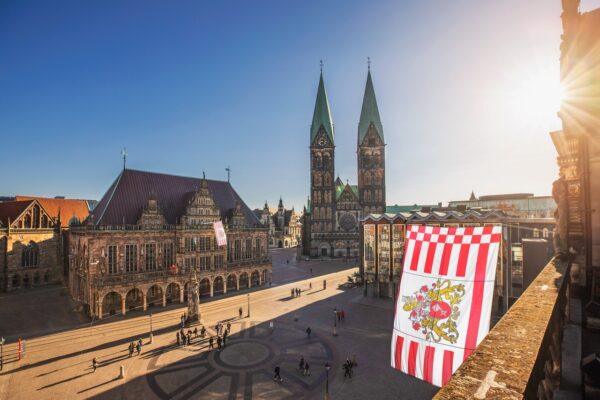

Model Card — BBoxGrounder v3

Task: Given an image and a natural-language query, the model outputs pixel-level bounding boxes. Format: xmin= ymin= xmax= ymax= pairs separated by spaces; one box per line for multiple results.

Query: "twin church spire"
xmin=310 ymin=64 xmax=384 ymax=146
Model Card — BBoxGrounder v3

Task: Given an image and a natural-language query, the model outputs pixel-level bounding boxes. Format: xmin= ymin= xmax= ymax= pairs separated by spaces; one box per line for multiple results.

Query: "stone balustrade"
xmin=434 ymin=257 xmax=570 ymax=399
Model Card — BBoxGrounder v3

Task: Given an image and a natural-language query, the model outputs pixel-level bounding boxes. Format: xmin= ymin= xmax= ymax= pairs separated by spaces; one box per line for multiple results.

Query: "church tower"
xmin=309 ymin=68 xmax=336 ymax=254
xmin=357 ymin=67 xmax=386 ymax=215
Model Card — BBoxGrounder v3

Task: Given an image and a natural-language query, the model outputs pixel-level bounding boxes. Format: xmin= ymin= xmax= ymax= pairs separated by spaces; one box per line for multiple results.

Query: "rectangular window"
xmin=145 ymin=243 xmax=156 ymax=270
xmin=214 ymin=254 xmax=224 ymax=269
xmin=185 ymin=256 xmax=197 ymax=269
xmin=234 ymin=240 xmax=242 ymax=260
xmin=125 ymin=244 xmax=138 ymax=272
xmin=163 ymin=242 xmax=174 ymax=269
xmin=245 ymin=239 xmax=252 ymax=259
xmin=199 ymin=236 xmax=211 ymax=252
xmin=199 ymin=256 xmax=211 ymax=271
xmin=255 ymin=238 xmax=261 ymax=257
xmin=108 ymin=245 xmax=117 ymax=274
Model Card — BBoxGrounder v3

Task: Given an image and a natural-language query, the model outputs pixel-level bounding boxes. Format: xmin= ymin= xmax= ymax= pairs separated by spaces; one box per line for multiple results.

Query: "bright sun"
xmin=507 ymin=67 xmax=563 ymax=129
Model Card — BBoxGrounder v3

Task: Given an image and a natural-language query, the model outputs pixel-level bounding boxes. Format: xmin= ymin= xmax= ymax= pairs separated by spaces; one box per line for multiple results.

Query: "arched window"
xmin=533 ymin=228 xmax=540 ymax=238
xmin=41 ymin=215 xmax=48 ymax=228
xmin=542 ymin=228 xmax=549 ymax=238
xmin=24 ymin=214 xmax=32 ymax=229
xmin=22 ymin=242 xmax=39 ymax=267
xmin=32 ymin=205 xmax=40 ymax=228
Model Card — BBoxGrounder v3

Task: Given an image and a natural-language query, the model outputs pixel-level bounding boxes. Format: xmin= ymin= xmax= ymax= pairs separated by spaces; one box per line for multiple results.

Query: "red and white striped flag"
xmin=391 ymin=225 xmax=501 ymax=387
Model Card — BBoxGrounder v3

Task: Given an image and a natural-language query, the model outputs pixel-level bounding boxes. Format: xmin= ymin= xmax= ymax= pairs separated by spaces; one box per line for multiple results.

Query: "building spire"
xmin=310 ymin=62 xmax=334 ymax=145
xmin=121 ymin=147 xmax=128 ymax=170
xmin=358 ymin=66 xmax=384 ymax=146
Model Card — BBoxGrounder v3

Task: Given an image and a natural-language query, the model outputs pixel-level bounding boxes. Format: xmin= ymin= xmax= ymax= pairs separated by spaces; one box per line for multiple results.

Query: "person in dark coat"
xmin=217 ymin=336 xmax=222 ymax=351
xmin=92 ymin=357 xmax=98 ymax=372
xmin=273 ymin=365 xmax=283 ymax=382
xmin=299 ymin=356 xmax=305 ymax=372
xmin=239 ymin=307 xmax=243 ymax=319
xmin=306 ymin=327 xmax=312 ymax=339
xmin=208 ymin=336 xmax=214 ymax=350
xmin=128 ymin=342 xmax=134 ymax=357
xmin=304 ymin=361 xmax=310 ymax=376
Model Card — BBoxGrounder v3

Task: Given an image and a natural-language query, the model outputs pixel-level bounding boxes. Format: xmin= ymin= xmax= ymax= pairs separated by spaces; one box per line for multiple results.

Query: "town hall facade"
xmin=302 ymin=68 xmax=386 ymax=258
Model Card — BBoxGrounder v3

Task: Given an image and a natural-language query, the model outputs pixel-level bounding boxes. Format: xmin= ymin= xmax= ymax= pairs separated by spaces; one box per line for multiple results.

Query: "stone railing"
xmin=227 ymin=258 xmax=271 ymax=269
xmin=434 ymin=257 xmax=570 ymax=399
xmin=93 ymin=269 xmax=183 ymax=287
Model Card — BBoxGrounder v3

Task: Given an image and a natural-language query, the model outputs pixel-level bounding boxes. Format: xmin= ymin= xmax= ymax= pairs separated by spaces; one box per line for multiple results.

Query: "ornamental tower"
xmin=309 ymin=67 xmax=336 ymax=242
xmin=357 ymin=67 xmax=386 ymax=215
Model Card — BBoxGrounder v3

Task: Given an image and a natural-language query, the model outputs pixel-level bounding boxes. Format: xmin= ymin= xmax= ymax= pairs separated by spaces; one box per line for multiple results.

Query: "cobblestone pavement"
xmin=0 ymin=249 xmax=437 ymax=399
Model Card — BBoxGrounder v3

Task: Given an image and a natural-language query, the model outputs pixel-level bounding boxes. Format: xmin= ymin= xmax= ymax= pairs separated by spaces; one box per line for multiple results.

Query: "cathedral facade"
xmin=303 ymin=68 xmax=386 ymax=258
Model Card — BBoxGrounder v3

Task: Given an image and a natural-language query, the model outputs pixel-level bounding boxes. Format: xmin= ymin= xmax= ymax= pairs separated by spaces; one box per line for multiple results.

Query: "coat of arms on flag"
xmin=213 ymin=221 xmax=227 ymax=247
xmin=391 ymin=225 xmax=501 ymax=387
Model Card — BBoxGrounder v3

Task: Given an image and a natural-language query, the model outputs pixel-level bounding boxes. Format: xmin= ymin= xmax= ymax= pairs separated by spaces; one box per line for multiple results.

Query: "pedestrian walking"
xmin=291 ymin=288 xmax=295 ymax=298
xmin=227 ymin=322 xmax=231 ymax=332
xmin=208 ymin=336 xmax=214 ymax=350
xmin=306 ymin=326 xmax=312 ymax=339
xmin=323 ymin=280 xmax=326 ymax=289
xmin=273 ymin=366 xmax=283 ymax=382
xmin=310 ymin=268 xmax=313 ymax=274
xmin=194 ymin=327 xmax=198 ymax=338
xmin=304 ymin=361 xmax=311 ymax=376
xmin=128 ymin=342 xmax=134 ymax=358
xmin=309 ymin=282 xmax=312 ymax=290
xmin=201 ymin=325 xmax=206 ymax=338
xmin=269 ymin=321 xmax=274 ymax=334
xmin=177 ymin=331 xmax=181 ymax=346
xmin=337 ymin=310 xmax=341 ymax=322
xmin=343 ymin=362 xmax=352 ymax=378
xmin=187 ymin=332 xmax=192 ymax=345
xmin=180 ymin=329 xmax=185 ymax=344
xmin=136 ymin=340 xmax=142 ymax=356
xmin=341 ymin=309 xmax=345 ymax=321
xmin=299 ymin=356 xmax=305 ymax=372
xmin=217 ymin=336 xmax=222 ymax=351
xmin=92 ymin=357 xmax=98 ymax=372
xmin=187 ymin=329 xmax=192 ymax=338
xmin=239 ymin=307 xmax=243 ymax=319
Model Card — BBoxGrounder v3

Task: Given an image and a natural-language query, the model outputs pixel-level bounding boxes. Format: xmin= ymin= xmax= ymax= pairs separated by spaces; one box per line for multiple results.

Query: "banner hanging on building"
xmin=391 ymin=225 xmax=501 ymax=387
xmin=213 ymin=221 xmax=227 ymax=247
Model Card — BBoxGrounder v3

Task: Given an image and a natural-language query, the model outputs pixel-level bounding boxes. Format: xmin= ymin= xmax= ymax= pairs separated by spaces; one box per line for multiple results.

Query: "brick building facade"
xmin=69 ymin=169 xmax=271 ymax=319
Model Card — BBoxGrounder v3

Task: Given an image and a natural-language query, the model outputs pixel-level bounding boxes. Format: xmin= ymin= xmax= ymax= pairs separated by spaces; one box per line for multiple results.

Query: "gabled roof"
xmin=358 ymin=70 xmax=384 ymax=145
xmin=91 ymin=169 xmax=261 ymax=226
xmin=16 ymin=196 xmax=90 ymax=224
xmin=0 ymin=200 xmax=34 ymax=226
xmin=385 ymin=204 xmax=438 ymax=214
xmin=310 ymin=72 xmax=334 ymax=145
xmin=335 ymin=183 xmax=359 ymax=201
xmin=362 ymin=209 xmax=513 ymax=223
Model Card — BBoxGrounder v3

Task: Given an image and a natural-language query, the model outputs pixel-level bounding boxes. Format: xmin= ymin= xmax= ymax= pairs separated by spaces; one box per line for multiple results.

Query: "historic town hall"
xmin=302 ymin=67 xmax=386 ymax=258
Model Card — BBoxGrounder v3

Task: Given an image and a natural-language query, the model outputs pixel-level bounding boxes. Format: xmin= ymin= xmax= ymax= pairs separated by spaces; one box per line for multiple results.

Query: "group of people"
xmin=272 ymin=355 xmax=357 ymax=383
xmin=128 ymin=339 xmax=143 ymax=357
xmin=298 ymin=355 xmax=311 ymax=376
xmin=291 ymin=287 xmax=302 ymax=297
xmin=334 ymin=308 xmax=346 ymax=322
xmin=175 ymin=321 xmax=233 ymax=352
xmin=343 ymin=357 xmax=356 ymax=378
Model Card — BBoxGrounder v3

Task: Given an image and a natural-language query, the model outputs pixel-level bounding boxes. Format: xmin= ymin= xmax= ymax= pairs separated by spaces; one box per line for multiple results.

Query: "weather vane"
xmin=121 ymin=147 xmax=128 ymax=170
xmin=320 ymin=59 xmax=323 ymax=73
xmin=367 ymin=57 xmax=371 ymax=71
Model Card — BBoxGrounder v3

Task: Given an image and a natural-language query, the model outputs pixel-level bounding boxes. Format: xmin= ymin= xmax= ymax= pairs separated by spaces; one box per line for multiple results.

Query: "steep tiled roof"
xmin=310 ymin=72 xmax=334 ymax=145
xmin=358 ymin=70 xmax=384 ymax=145
xmin=91 ymin=169 xmax=260 ymax=226
xmin=0 ymin=200 xmax=35 ymax=226
xmin=16 ymin=196 xmax=90 ymax=225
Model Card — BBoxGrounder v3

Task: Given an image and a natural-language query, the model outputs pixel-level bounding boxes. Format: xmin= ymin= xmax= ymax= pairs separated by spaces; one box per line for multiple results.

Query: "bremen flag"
xmin=213 ymin=221 xmax=227 ymax=247
xmin=391 ymin=225 xmax=501 ymax=387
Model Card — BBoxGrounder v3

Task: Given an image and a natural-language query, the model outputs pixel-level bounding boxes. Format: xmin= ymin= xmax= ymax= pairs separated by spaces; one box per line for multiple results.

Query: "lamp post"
xmin=149 ymin=313 xmax=153 ymax=344
xmin=247 ymin=293 xmax=250 ymax=318
xmin=333 ymin=309 xmax=337 ymax=336
xmin=0 ymin=337 xmax=4 ymax=371
xmin=324 ymin=362 xmax=331 ymax=399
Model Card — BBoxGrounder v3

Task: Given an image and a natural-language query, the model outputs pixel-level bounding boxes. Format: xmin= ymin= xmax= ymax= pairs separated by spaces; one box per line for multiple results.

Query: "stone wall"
xmin=434 ymin=258 xmax=569 ymax=399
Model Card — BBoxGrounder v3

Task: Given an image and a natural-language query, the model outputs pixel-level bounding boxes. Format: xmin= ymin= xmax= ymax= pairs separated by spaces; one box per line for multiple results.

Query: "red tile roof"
xmin=0 ymin=200 xmax=35 ymax=226
xmin=15 ymin=196 xmax=90 ymax=225
xmin=92 ymin=169 xmax=261 ymax=226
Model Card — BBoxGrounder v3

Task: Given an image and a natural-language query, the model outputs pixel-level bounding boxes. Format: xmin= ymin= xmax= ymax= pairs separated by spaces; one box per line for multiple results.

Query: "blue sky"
xmin=1 ymin=0 xmax=595 ymax=210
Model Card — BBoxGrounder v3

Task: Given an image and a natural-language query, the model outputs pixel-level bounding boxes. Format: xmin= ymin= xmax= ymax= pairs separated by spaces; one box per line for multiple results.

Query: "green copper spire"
xmin=310 ymin=68 xmax=334 ymax=145
xmin=358 ymin=69 xmax=384 ymax=145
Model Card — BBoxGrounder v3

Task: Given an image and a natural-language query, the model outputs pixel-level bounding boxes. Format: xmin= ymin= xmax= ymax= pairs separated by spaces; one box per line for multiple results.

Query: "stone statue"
xmin=187 ymin=269 xmax=201 ymax=322
xmin=552 ymin=178 xmax=568 ymax=256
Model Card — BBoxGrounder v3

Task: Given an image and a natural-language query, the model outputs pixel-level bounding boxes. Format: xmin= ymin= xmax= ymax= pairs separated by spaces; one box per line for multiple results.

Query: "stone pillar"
xmin=162 ymin=291 xmax=166 ymax=307
xmin=143 ymin=293 xmax=147 ymax=311
xmin=210 ymin=281 xmax=214 ymax=297
xmin=248 ymin=274 xmax=252 ymax=288
xmin=236 ymin=276 xmax=240 ymax=291
xmin=179 ymin=285 xmax=184 ymax=303
xmin=224 ymin=283 xmax=227 ymax=294
xmin=98 ymin=302 xmax=103 ymax=320
xmin=121 ymin=297 xmax=127 ymax=316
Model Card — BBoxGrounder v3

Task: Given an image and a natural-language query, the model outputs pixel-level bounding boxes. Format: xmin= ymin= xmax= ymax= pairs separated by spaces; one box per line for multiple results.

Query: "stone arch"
xmin=103 ymin=291 xmax=122 ymax=316
xmin=147 ymin=284 xmax=163 ymax=307
xmin=226 ymin=274 xmax=237 ymax=292
xmin=251 ymin=270 xmax=260 ymax=286
xmin=11 ymin=273 xmax=21 ymax=288
xmin=213 ymin=276 xmax=224 ymax=295
xmin=278 ymin=240 xmax=283 ymax=248
xmin=166 ymin=282 xmax=181 ymax=303
xmin=262 ymin=269 xmax=268 ymax=284
xmin=239 ymin=272 xmax=249 ymax=289
xmin=125 ymin=288 xmax=144 ymax=311
xmin=199 ymin=278 xmax=211 ymax=297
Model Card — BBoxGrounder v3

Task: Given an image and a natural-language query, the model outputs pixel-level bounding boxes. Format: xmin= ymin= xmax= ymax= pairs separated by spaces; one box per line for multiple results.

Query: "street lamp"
xmin=0 ymin=337 xmax=4 ymax=371
xmin=149 ymin=313 xmax=153 ymax=344
xmin=247 ymin=293 xmax=250 ymax=318
xmin=324 ymin=362 xmax=331 ymax=399
xmin=333 ymin=309 xmax=337 ymax=336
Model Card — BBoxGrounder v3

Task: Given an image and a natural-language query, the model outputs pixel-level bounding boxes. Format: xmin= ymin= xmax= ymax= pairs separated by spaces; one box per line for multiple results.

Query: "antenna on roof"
xmin=121 ymin=147 xmax=128 ymax=170
xmin=225 ymin=165 xmax=231 ymax=183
